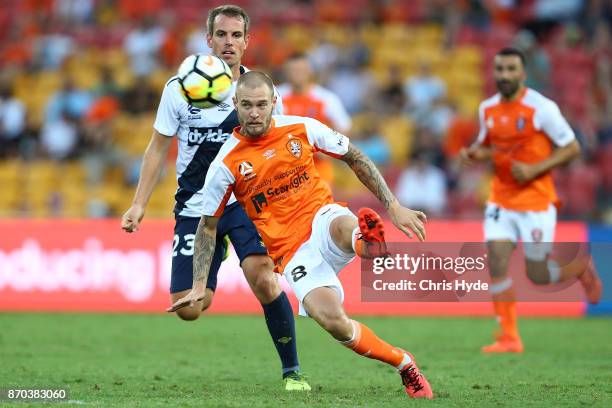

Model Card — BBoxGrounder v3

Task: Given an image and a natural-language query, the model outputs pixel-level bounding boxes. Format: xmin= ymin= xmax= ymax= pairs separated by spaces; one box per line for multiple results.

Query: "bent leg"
xmin=170 ymin=288 xmax=214 ymax=321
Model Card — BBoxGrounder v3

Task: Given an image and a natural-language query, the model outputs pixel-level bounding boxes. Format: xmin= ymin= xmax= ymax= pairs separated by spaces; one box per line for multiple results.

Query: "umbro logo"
xmin=217 ymin=102 xmax=231 ymax=111
xmin=263 ymin=149 xmax=276 ymax=160
xmin=188 ymin=106 xmax=201 ymax=114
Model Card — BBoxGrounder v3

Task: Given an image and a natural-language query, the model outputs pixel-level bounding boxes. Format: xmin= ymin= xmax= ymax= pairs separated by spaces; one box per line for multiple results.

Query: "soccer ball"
xmin=177 ymin=54 xmax=233 ymax=108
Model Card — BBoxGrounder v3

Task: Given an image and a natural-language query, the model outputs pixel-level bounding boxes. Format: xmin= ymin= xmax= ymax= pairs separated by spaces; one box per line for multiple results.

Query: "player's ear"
xmin=206 ymin=32 xmax=213 ymax=48
xmin=233 ymin=96 xmax=238 ymax=109
xmin=244 ymin=33 xmax=250 ymax=49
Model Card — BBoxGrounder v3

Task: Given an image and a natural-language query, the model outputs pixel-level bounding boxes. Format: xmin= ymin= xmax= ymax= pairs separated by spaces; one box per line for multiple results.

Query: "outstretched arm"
xmin=339 ymin=143 xmax=427 ymax=241
xmin=121 ymin=130 xmax=173 ymax=232
xmin=167 ymin=215 xmax=219 ymax=312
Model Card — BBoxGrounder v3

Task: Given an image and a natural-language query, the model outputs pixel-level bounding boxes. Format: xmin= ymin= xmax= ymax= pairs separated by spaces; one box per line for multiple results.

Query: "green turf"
xmin=0 ymin=314 xmax=610 ymax=407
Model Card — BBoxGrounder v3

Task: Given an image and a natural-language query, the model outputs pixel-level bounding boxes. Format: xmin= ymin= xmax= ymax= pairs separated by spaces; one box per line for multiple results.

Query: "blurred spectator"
xmin=55 ymin=0 xmax=94 ymax=24
xmin=415 ymin=97 xmax=454 ymax=140
xmin=33 ymin=19 xmax=76 ymax=70
xmin=326 ymin=61 xmax=376 ymax=114
xmin=395 ymin=151 xmax=448 ymax=216
xmin=404 ymin=62 xmax=446 ymax=114
xmin=122 ymin=76 xmax=158 ymax=114
xmin=351 ymin=119 xmax=390 ymax=166
xmin=46 ymin=76 xmax=93 ymax=123
xmin=82 ymin=110 xmax=127 ymax=186
xmin=185 ymin=27 xmax=212 ymax=56
xmin=514 ymin=30 xmax=551 ymax=94
xmin=40 ymin=110 xmax=79 ymax=160
xmin=307 ymin=31 xmax=340 ymax=81
xmin=378 ymin=65 xmax=407 ymax=113
xmin=0 ymin=82 xmax=27 ymax=157
xmin=534 ymin=0 xmax=583 ymax=21
xmin=93 ymin=67 xmax=123 ymax=99
xmin=123 ymin=16 xmax=165 ymax=76
xmin=0 ymin=23 xmax=34 ymax=69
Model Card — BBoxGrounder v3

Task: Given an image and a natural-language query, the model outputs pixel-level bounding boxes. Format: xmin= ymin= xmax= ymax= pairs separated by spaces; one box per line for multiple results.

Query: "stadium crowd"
xmin=0 ymin=0 xmax=610 ymax=222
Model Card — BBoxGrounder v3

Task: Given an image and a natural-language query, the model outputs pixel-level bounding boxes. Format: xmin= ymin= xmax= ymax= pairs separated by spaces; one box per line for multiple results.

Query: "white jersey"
xmin=153 ymin=66 xmax=284 ymax=217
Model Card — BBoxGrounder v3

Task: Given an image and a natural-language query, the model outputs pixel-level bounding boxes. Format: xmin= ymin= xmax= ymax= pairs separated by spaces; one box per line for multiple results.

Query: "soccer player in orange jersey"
xmin=460 ymin=48 xmax=602 ymax=353
xmin=278 ymin=53 xmax=352 ymax=185
xmin=169 ymin=71 xmax=434 ymax=399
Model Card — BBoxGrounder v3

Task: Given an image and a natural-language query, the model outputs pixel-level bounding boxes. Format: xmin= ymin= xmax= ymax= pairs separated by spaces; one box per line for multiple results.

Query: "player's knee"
xmin=175 ymin=306 xmax=201 ymax=321
xmin=252 ymin=272 xmax=280 ymax=302
xmin=312 ymin=309 xmax=352 ymax=339
xmin=487 ymin=243 xmax=514 ymax=278
xmin=525 ymin=260 xmax=549 ymax=285
xmin=243 ymin=255 xmax=279 ymax=303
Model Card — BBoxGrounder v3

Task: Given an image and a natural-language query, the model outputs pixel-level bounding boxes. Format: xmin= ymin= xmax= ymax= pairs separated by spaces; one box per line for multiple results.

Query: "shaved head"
xmin=236 ymin=71 xmax=274 ymax=96
xmin=233 ymin=71 xmax=277 ymax=138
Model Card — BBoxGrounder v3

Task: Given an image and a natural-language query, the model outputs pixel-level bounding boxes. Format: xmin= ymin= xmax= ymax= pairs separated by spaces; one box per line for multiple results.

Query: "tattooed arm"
xmin=340 ymin=143 xmax=427 ymax=241
xmin=167 ymin=215 xmax=219 ymax=312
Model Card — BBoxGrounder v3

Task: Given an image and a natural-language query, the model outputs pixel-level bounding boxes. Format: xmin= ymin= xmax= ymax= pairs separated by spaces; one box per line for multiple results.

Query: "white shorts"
xmin=282 ymin=203 xmax=356 ymax=316
xmin=483 ymin=202 xmax=556 ymax=260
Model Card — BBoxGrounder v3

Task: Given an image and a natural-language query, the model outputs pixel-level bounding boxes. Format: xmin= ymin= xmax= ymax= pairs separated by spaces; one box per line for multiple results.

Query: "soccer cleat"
xmin=578 ymin=262 xmax=602 ymax=304
xmin=357 ymin=208 xmax=390 ymax=258
xmin=283 ymin=371 xmax=311 ymax=391
xmin=481 ymin=333 xmax=524 ymax=353
xmin=398 ymin=352 xmax=434 ymax=399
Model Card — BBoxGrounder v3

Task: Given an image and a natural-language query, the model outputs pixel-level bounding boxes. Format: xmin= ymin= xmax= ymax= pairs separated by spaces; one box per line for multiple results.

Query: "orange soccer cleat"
xmin=578 ymin=261 xmax=602 ymax=305
xmin=481 ymin=333 xmax=524 ymax=353
xmin=398 ymin=351 xmax=434 ymax=399
xmin=356 ymin=208 xmax=390 ymax=258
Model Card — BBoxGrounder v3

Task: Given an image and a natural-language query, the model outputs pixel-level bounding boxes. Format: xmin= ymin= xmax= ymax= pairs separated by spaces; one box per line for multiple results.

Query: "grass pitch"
xmin=0 ymin=314 xmax=610 ymax=407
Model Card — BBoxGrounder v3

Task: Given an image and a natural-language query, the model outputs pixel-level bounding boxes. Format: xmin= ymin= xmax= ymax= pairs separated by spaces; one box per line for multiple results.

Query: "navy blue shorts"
xmin=170 ymin=202 xmax=268 ymax=294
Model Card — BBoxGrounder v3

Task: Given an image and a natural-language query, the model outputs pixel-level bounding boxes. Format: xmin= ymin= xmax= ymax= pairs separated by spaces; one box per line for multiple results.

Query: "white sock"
xmin=350 ymin=227 xmax=360 ymax=254
xmin=489 ymin=277 xmax=513 ymax=294
xmin=396 ymin=352 xmax=413 ymax=370
xmin=547 ymin=259 xmax=561 ymax=283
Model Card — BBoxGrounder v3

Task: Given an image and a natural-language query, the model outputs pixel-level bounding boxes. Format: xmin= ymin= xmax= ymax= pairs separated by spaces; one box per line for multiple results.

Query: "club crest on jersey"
xmin=239 ymin=161 xmax=256 ymax=180
xmin=516 ymin=116 xmax=526 ymax=131
xmin=486 ymin=117 xmax=494 ymax=129
xmin=286 ymin=139 xmax=302 ymax=159
xmin=531 ymin=228 xmax=543 ymax=242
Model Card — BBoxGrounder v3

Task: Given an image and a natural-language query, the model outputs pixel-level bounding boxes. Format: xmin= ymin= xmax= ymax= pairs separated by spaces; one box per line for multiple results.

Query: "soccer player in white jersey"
xmin=460 ymin=48 xmax=601 ymax=353
xmin=120 ymin=5 xmax=310 ymax=390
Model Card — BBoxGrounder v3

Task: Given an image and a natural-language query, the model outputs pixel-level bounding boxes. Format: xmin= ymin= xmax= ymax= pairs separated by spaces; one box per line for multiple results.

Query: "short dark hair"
xmin=206 ymin=5 xmax=250 ymax=36
xmin=236 ymin=71 xmax=274 ymax=96
xmin=286 ymin=52 xmax=308 ymax=62
xmin=496 ymin=47 xmax=527 ymax=67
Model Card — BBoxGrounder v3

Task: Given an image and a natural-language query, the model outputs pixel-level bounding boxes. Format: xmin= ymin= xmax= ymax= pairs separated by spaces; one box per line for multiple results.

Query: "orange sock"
xmin=490 ymin=278 xmax=519 ymax=339
xmin=493 ymin=301 xmax=519 ymax=339
xmin=341 ymin=320 xmax=409 ymax=369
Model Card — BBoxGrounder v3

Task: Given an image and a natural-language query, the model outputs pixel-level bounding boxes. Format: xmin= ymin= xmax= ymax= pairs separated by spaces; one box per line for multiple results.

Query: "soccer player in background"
xmin=278 ymin=53 xmax=352 ymax=185
xmin=120 ymin=5 xmax=310 ymax=390
xmin=169 ymin=72 xmax=434 ymax=399
xmin=460 ymin=48 xmax=602 ymax=353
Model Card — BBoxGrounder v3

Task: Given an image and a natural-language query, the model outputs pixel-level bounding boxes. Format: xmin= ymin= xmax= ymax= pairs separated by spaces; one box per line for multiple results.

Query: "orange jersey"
xmin=476 ymin=88 xmax=575 ymax=211
xmin=202 ymin=115 xmax=350 ymax=272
